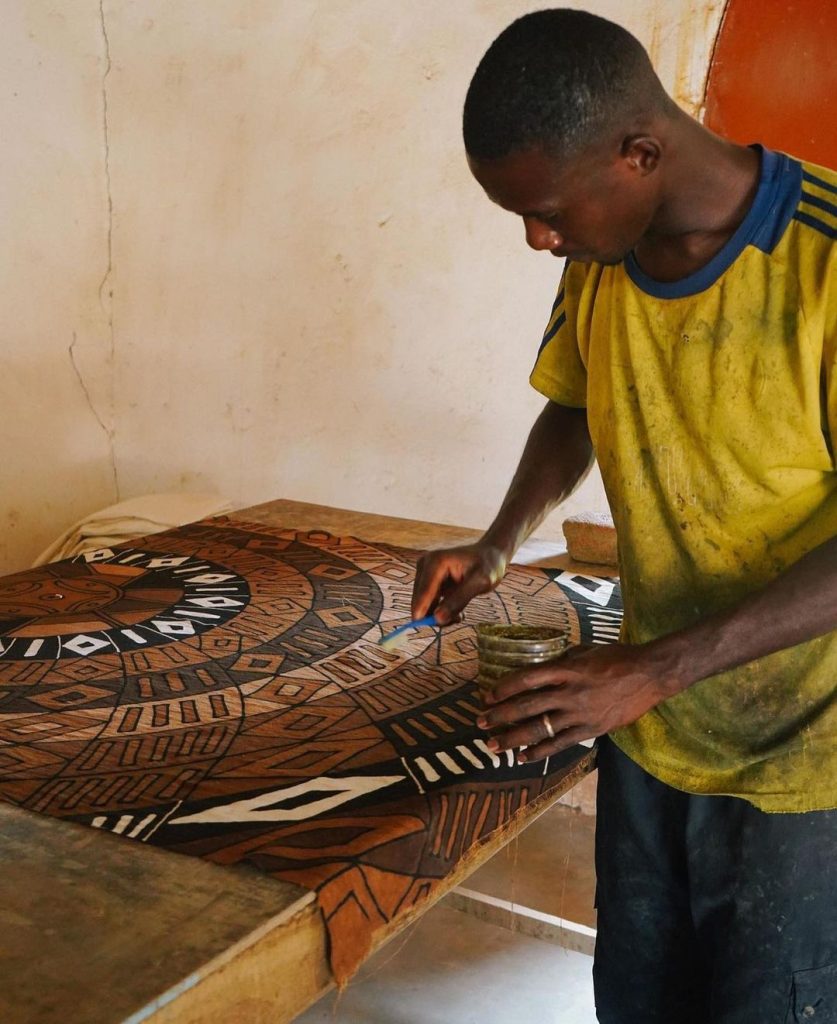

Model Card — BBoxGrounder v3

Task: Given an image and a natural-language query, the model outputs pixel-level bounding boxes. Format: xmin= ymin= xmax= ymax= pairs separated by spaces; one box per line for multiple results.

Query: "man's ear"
xmin=620 ymin=135 xmax=662 ymax=176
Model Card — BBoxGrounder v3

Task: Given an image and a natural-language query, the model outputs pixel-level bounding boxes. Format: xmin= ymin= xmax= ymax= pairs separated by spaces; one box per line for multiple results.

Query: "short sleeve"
xmin=529 ymin=261 xmax=588 ymax=408
xmin=798 ymin=162 xmax=837 ymax=457
xmin=821 ymin=273 xmax=837 ymax=460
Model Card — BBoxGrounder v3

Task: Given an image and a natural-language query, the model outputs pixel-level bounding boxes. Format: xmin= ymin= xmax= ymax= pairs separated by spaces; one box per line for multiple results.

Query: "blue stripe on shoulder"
xmin=793 ymin=211 xmax=837 ymax=240
xmin=801 ymin=189 xmax=837 ymax=220
xmin=803 ymin=169 xmax=837 ymax=195
xmin=538 ymin=311 xmax=566 ymax=355
xmin=549 ymin=287 xmax=566 ymax=316
xmin=750 ymin=153 xmax=803 ymax=254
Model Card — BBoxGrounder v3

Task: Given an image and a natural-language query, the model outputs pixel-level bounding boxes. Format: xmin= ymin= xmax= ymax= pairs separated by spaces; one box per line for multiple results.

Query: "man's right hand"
xmin=412 ymin=400 xmax=594 ymax=627
xmin=411 ymin=542 xmax=509 ymax=625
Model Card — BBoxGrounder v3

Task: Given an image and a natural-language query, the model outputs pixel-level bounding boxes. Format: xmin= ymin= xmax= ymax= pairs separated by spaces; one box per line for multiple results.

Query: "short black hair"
xmin=463 ymin=8 xmax=666 ymax=161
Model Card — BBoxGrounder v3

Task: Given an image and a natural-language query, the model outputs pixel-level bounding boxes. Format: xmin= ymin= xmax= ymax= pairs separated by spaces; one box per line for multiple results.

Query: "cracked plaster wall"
xmin=1 ymin=0 xmax=724 ymax=574
xmin=1 ymin=2 xmax=116 ymax=573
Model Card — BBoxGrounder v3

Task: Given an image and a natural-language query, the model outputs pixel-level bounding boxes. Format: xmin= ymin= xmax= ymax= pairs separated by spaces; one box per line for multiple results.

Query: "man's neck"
xmin=633 ymin=119 xmax=761 ymax=282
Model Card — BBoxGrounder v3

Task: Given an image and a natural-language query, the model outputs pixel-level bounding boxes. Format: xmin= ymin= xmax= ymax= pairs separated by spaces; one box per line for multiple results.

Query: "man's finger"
xmin=516 ymin=726 xmax=595 ymax=764
xmin=433 ymin=569 xmax=490 ymax=624
xmin=482 ymin=709 xmax=569 ymax=753
xmin=411 ymin=557 xmax=453 ymax=619
xmin=478 ymin=688 xmax=563 ymax=730
xmin=484 ymin=662 xmax=568 ymax=704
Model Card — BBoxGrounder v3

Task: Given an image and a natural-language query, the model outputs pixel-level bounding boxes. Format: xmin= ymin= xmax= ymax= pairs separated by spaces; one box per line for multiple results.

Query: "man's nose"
xmin=523 ymin=216 xmax=562 ymax=252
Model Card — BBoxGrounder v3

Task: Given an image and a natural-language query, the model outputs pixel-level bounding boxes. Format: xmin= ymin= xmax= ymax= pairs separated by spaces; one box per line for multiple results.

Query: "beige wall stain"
xmin=646 ymin=0 xmax=726 ymax=114
xmin=2 ymin=1 xmax=723 ymax=574
xmin=0 ymin=2 xmax=117 ymax=572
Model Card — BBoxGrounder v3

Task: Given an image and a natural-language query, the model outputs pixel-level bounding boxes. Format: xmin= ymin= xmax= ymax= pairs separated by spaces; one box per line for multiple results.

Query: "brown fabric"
xmin=0 ymin=518 xmax=618 ymax=980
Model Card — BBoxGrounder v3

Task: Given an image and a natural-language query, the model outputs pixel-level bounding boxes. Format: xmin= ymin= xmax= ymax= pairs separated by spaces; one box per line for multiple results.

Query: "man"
xmin=411 ymin=9 xmax=836 ymax=1022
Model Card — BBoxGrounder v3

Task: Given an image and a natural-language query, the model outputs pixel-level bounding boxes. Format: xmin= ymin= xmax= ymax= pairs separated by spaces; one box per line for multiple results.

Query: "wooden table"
xmin=0 ymin=500 xmax=603 ymax=1024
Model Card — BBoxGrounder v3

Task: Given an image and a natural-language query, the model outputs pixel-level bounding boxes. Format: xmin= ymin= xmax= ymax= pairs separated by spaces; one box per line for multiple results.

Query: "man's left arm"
xmin=478 ymin=533 xmax=837 ymax=762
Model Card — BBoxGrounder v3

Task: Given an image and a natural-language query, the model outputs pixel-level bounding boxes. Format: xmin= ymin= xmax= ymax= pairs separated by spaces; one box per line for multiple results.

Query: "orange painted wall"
xmin=704 ymin=0 xmax=836 ymax=168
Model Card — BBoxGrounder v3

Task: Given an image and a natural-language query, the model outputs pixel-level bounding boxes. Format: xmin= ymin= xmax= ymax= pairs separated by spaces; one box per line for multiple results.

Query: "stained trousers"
xmin=593 ymin=737 xmax=837 ymax=1023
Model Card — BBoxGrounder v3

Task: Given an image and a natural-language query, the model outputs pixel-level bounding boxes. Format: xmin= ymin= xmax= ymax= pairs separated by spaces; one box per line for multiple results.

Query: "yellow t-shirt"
xmin=531 ymin=147 xmax=836 ymax=812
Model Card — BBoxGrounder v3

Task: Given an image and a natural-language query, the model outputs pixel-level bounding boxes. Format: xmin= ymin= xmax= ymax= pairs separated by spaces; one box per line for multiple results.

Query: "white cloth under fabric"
xmin=33 ymin=493 xmax=233 ymax=567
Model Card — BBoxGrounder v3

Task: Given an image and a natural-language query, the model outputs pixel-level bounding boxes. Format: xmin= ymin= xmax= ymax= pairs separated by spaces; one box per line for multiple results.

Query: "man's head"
xmin=463 ymin=9 xmax=675 ymax=264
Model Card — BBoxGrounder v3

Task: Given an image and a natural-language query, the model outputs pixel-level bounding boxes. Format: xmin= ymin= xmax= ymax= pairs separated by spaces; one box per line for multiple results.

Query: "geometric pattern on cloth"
xmin=0 ymin=518 xmax=622 ymax=982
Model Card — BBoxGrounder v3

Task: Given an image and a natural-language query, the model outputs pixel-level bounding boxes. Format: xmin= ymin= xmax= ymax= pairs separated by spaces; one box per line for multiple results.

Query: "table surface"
xmin=0 ymin=500 xmax=602 ymax=1024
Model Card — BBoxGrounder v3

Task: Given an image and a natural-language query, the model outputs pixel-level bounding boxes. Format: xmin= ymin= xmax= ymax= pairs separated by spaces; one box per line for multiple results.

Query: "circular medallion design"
xmin=0 ymin=547 xmax=250 ymax=661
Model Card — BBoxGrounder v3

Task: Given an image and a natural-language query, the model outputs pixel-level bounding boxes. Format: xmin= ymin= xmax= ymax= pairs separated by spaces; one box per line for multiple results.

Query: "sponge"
xmin=562 ymin=511 xmax=618 ymax=567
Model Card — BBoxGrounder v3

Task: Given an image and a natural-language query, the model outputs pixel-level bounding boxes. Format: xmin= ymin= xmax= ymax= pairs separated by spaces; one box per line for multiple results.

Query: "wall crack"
xmin=97 ymin=0 xmax=119 ymax=500
xmin=70 ymin=333 xmax=118 ymax=496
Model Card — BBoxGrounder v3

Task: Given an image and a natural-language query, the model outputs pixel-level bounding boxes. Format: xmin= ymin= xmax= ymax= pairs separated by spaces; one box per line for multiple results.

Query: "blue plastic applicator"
xmin=378 ymin=615 xmax=438 ymax=651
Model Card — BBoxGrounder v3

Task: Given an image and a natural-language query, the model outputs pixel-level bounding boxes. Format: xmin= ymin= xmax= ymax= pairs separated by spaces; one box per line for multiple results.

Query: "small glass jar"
xmin=476 ymin=623 xmax=570 ymax=693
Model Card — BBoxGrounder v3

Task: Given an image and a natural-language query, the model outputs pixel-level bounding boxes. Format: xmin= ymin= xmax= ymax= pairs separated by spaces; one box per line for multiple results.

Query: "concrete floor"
xmin=297 ymin=903 xmax=595 ymax=1024
xmin=297 ymin=803 xmax=598 ymax=1023
xmin=466 ymin=803 xmax=597 ymax=929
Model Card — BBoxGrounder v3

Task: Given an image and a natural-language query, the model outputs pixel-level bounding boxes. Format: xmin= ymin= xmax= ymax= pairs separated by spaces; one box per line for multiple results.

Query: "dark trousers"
xmin=593 ymin=737 xmax=837 ymax=1023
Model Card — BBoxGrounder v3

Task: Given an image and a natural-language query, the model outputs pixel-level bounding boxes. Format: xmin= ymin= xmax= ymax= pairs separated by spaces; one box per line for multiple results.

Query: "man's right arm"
xmin=411 ymin=399 xmax=594 ymax=624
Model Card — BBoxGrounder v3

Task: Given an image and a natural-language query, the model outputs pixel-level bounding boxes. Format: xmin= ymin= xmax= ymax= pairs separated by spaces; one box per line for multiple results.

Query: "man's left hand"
xmin=476 ymin=641 xmax=679 ymax=763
